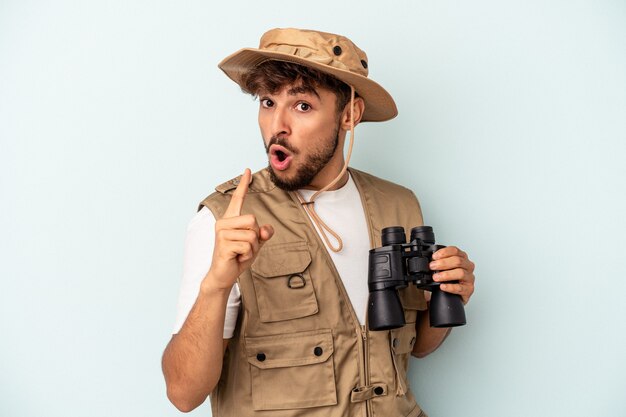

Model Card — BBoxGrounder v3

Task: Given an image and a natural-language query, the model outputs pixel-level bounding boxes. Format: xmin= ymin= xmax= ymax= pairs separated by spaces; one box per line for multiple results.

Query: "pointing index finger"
xmin=223 ymin=168 xmax=251 ymax=218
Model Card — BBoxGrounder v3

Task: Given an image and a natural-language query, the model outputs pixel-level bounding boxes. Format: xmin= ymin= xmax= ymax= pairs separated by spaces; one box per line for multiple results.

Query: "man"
xmin=162 ymin=28 xmax=475 ymax=417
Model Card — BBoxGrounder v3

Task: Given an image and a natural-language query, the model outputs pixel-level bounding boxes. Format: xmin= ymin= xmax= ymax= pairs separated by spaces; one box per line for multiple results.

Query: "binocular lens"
xmin=429 ymin=289 xmax=467 ymax=328
xmin=367 ymin=290 xmax=406 ymax=330
xmin=410 ymin=226 xmax=435 ymax=244
xmin=381 ymin=227 xmax=406 ymax=246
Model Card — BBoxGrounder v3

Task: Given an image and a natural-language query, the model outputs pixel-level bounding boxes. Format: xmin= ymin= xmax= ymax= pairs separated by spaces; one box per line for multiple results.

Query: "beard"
xmin=265 ymin=125 xmax=340 ymax=191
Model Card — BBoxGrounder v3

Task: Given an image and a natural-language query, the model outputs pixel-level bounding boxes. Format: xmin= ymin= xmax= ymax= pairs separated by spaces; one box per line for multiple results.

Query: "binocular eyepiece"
xmin=367 ymin=226 xmax=467 ymax=331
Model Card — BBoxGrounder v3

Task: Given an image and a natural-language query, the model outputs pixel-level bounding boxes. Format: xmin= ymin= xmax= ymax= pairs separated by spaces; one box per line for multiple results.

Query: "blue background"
xmin=1 ymin=1 xmax=625 ymax=416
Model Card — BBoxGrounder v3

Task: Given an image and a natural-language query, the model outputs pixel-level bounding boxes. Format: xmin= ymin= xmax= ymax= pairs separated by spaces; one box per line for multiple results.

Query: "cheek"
xmin=258 ymin=122 xmax=272 ymax=143
xmin=258 ymin=112 xmax=271 ymax=133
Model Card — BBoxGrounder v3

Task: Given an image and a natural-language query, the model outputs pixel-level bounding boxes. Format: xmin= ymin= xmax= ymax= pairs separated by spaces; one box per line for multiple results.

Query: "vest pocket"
xmin=245 ymin=329 xmax=338 ymax=410
xmin=250 ymin=242 xmax=319 ymax=322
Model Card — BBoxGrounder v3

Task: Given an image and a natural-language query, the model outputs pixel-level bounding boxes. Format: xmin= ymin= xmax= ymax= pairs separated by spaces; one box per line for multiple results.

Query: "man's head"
xmin=218 ymin=28 xmax=397 ymax=190
xmin=241 ymin=61 xmax=360 ymax=190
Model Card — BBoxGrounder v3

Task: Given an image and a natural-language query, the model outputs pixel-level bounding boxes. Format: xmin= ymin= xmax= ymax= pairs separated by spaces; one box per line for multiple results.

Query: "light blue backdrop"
xmin=1 ymin=1 xmax=625 ymax=416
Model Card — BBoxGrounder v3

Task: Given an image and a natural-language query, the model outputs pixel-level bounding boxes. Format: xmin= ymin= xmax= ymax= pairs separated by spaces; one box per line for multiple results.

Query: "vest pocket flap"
xmin=251 ymin=242 xmax=312 ymax=278
xmin=246 ymin=329 xmax=334 ymax=370
xmin=390 ymin=324 xmax=417 ymax=355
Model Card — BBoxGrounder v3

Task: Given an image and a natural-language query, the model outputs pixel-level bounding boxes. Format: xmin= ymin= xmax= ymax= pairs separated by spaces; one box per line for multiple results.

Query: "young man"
xmin=162 ymin=28 xmax=475 ymax=417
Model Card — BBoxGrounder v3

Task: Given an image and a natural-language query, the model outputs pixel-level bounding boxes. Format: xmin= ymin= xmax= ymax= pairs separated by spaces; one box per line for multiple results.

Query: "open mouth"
xmin=275 ymin=149 xmax=288 ymax=162
xmin=269 ymin=144 xmax=293 ymax=171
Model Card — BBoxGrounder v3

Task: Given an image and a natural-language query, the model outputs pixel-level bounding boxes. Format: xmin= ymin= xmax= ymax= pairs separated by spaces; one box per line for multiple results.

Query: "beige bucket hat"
xmin=218 ymin=28 xmax=398 ymax=122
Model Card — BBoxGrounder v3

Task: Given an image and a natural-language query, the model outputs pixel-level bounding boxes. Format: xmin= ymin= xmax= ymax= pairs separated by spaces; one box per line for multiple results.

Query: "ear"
xmin=339 ymin=96 xmax=365 ymax=131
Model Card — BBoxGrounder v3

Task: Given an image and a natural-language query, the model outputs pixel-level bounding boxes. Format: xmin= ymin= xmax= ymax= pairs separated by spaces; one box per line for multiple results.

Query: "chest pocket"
xmin=250 ymin=242 xmax=319 ymax=323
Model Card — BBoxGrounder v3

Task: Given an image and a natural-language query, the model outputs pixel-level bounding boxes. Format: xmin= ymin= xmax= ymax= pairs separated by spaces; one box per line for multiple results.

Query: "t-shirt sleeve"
xmin=172 ymin=206 xmax=241 ymax=338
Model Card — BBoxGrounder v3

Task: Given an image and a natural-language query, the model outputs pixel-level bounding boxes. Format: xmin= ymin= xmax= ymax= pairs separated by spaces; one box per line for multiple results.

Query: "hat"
xmin=218 ymin=28 xmax=398 ymax=122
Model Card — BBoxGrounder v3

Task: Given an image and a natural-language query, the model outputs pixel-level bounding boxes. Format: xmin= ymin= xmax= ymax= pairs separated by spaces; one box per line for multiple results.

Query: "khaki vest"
xmin=201 ymin=168 xmax=428 ymax=417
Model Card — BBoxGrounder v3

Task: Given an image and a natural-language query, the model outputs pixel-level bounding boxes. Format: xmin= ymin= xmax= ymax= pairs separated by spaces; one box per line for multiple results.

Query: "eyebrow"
xmin=286 ymin=85 xmax=320 ymax=99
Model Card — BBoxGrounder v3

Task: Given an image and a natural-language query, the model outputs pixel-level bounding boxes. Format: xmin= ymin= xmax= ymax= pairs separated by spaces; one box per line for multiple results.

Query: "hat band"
xmin=264 ymin=44 xmax=357 ymax=74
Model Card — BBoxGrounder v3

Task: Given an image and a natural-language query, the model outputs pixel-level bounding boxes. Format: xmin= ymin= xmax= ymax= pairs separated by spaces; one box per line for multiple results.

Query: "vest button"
xmin=313 ymin=347 xmax=323 ymax=356
xmin=392 ymin=338 xmax=399 ymax=348
xmin=374 ymin=386 xmax=384 ymax=395
xmin=256 ymin=353 xmax=266 ymax=362
xmin=410 ymin=337 xmax=416 ymax=346
xmin=333 ymin=45 xmax=342 ymax=56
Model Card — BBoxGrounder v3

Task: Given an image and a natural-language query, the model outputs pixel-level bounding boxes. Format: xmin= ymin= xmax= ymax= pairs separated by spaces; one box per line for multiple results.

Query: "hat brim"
xmin=218 ymin=48 xmax=398 ymax=122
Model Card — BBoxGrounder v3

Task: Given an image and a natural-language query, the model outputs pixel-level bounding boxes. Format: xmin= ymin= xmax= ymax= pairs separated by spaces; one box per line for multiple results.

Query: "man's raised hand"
xmin=207 ymin=169 xmax=274 ymax=290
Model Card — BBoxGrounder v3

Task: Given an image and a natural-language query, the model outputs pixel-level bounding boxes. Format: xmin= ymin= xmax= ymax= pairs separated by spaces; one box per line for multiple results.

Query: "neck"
xmin=302 ymin=169 xmax=349 ymax=191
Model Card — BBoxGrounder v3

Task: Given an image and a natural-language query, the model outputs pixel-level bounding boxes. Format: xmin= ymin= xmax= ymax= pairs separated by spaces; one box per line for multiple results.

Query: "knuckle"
xmin=245 ymin=229 xmax=257 ymax=241
xmin=242 ymin=214 xmax=256 ymax=226
xmin=246 ymin=242 xmax=254 ymax=256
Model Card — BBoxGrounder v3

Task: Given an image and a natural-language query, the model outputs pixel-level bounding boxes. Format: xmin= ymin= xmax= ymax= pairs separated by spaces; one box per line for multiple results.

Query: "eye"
xmin=296 ymin=102 xmax=311 ymax=112
xmin=260 ymin=98 xmax=274 ymax=108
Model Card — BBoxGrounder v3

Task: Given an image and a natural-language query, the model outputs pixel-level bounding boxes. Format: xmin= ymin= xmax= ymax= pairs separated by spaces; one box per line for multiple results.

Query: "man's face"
xmin=258 ymin=84 xmax=343 ymax=191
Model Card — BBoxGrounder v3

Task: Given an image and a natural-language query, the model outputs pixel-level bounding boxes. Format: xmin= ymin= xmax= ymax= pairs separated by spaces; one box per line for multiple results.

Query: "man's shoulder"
xmin=197 ymin=168 xmax=276 ymax=213
xmin=350 ymin=167 xmax=423 ymax=229
xmin=350 ymin=167 xmax=416 ymax=197
xmin=213 ymin=168 xmax=275 ymax=195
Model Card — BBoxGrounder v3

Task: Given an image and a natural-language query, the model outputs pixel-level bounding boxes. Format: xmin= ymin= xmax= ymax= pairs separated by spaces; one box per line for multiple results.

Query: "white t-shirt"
xmin=173 ymin=173 xmax=371 ymax=338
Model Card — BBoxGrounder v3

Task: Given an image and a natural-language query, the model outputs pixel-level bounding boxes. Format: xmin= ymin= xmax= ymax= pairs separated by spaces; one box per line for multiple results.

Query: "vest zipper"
xmin=352 ymin=169 xmax=376 ymax=417
xmin=361 ymin=325 xmax=371 ymax=417
xmin=320 ymin=241 xmax=371 ymax=416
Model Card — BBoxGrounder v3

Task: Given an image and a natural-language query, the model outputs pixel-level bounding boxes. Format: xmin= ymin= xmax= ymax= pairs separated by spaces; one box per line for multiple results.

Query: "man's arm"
xmin=161 ymin=169 xmax=274 ymax=412
xmin=162 ymin=277 xmax=231 ymax=412
xmin=411 ymin=310 xmax=451 ymax=358
xmin=412 ymin=246 xmax=475 ymax=358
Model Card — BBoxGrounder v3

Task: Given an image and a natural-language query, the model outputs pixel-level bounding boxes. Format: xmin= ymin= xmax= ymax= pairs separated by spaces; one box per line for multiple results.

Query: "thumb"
xmin=259 ymin=224 xmax=274 ymax=243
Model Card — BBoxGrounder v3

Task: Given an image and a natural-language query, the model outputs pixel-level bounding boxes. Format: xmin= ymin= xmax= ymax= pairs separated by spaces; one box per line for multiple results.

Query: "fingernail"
xmin=432 ymin=273 xmax=440 ymax=281
xmin=430 ymin=262 xmax=439 ymax=270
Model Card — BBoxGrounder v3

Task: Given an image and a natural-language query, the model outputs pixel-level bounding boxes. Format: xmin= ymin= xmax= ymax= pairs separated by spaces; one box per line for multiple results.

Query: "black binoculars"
xmin=367 ymin=225 xmax=467 ymax=331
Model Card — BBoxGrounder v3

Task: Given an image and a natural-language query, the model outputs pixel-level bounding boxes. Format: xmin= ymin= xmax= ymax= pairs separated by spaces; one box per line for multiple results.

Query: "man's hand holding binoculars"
xmin=430 ymin=246 xmax=475 ymax=305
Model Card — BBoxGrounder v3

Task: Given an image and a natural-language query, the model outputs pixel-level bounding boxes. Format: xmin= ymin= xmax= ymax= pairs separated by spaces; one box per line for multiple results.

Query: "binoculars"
xmin=367 ymin=225 xmax=467 ymax=330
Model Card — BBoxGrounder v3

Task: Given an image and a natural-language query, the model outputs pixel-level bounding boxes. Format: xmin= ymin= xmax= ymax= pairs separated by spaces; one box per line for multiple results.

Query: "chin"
xmin=267 ymin=165 xmax=309 ymax=191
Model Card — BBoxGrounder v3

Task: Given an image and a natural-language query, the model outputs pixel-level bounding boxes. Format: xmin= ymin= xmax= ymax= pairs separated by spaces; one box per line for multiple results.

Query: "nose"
xmin=270 ymin=106 xmax=291 ymax=138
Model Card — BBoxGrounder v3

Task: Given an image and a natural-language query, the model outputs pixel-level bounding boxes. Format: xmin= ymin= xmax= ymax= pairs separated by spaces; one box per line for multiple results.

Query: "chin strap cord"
xmin=295 ymin=86 xmax=356 ymax=253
